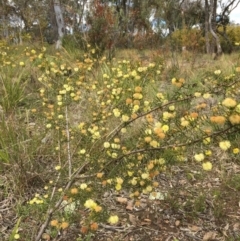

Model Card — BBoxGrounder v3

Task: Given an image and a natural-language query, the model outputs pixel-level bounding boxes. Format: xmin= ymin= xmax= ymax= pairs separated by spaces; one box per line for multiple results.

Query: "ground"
xmin=2 ymin=159 xmax=240 ymax=241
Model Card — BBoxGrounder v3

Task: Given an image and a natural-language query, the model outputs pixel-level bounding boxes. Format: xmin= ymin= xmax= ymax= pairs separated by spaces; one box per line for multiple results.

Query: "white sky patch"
xmin=229 ymin=5 xmax=240 ymax=23
xmin=219 ymin=0 xmax=240 ymax=24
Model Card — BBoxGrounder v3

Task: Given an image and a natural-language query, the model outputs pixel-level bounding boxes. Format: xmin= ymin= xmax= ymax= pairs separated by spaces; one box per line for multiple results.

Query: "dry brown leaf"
xmin=233 ymin=222 xmax=240 ymax=231
xmin=143 ymin=218 xmax=151 ymax=222
xmin=202 ymin=231 xmax=217 ymax=241
xmin=126 ymin=200 xmax=134 ymax=211
xmin=42 ymin=233 xmax=51 ymax=240
xmin=189 ymin=225 xmax=201 ymax=232
xmin=116 ymin=197 xmax=128 ymax=204
xmin=222 ymin=223 xmax=229 ymax=236
xmin=175 ymin=220 xmax=180 ymax=227
xmin=135 ymin=200 xmax=141 ymax=207
xmin=128 ymin=214 xmax=138 ymax=225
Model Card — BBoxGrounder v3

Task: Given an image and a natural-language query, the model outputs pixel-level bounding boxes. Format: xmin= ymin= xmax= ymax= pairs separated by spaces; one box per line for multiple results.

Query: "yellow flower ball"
xmin=202 ymin=161 xmax=212 ymax=171
xmin=150 ymin=140 xmax=159 ymax=148
xmin=214 ymin=70 xmax=221 ymax=75
xmin=108 ymin=215 xmax=119 ymax=224
xmin=14 ymin=234 xmax=20 ymax=240
xmin=80 ymin=183 xmax=87 ymax=189
xmin=210 ymin=116 xmax=226 ymax=125
xmin=61 ymin=222 xmax=69 ymax=229
xmin=131 ymin=177 xmax=137 ymax=185
xmin=233 ymin=148 xmax=240 ymax=154
xmin=70 ymin=188 xmax=78 ymax=194
xmin=115 ymin=183 xmax=122 ymax=190
xmin=229 ymin=114 xmax=240 ymax=125
xmin=194 ymin=153 xmax=205 ymax=162
xmin=133 ymin=93 xmax=143 ymax=100
xmin=134 ymin=86 xmax=142 ymax=93
xmin=116 ymin=177 xmax=123 ymax=184
xmin=141 ymin=173 xmax=149 ymax=179
xmin=50 ymin=219 xmax=59 ymax=227
xmin=162 ymin=125 xmax=169 ymax=133
xmin=103 ymin=142 xmax=110 ymax=148
xmin=222 ymin=98 xmax=237 ymax=108
xmin=219 ymin=140 xmax=231 ymax=151
xmin=84 ymin=199 xmax=97 ymax=209
xmin=55 ymin=165 xmax=61 ymax=170
xmin=122 ymin=115 xmax=129 ymax=122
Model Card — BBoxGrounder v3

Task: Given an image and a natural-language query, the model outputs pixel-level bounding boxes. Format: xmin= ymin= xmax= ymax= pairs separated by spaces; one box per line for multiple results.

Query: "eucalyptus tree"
xmin=216 ymin=0 xmax=240 ymax=53
xmin=204 ymin=0 xmax=240 ymax=56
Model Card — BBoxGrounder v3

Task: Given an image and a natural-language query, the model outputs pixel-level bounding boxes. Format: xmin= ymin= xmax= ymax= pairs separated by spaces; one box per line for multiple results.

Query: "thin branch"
xmin=65 ymin=99 xmax=72 ymax=178
xmin=35 ymin=161 xmax=89 ymax=241
xmin=100 ymin=125 xmax=235 ymax=172
xmin=106 ymin=95 xmax=194 ymax=141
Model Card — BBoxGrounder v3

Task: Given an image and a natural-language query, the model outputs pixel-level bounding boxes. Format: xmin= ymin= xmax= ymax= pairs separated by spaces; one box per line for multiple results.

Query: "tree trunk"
xmin=209 ymin=0 xmax=222 ymax=59
xmin=204 ymin=0 xmax=210 ymax=53
xmin=53 ymin=0 xmax=65 ymax=49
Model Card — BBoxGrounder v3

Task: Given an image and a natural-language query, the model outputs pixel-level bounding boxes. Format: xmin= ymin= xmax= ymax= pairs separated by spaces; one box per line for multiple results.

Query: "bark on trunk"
xmin=53 ymin=0 xmax=65 ymax=49
xmin=209 ymin=0 xmax=222 ymax=59
xmin=205 ymin=0 xmax=210 ymax=53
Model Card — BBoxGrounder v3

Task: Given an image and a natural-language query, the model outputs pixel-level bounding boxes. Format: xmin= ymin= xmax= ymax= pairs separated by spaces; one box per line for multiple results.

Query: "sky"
xmin=229 ymin=6 xmax=240 ymax=23
xmin=219 ymin=0 xmax=240 ymax=24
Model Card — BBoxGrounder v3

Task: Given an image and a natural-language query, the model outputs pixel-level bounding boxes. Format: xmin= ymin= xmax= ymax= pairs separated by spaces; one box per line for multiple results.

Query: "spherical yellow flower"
xmin=108 ymin=215 xmax=119 ymax=224
xmin=134 ymin=86 xmax=142 ymax=93
xmin=79 ymin=149 xmax=86 ymax=154
xmin=46 ymin=123 xmax=52 ymax=128
xmin=222 ymin=98 xmax=237 ymax=108
xmin=122 ymin=115 xmax=130 ymax=122
xmin=103 ymin=142 xmax=110 ymax=148
xmin=133 ymin=93 xmax=143 ymax=100
xmin=194 ymin=92 xmax=201 ymax=97
xmin=210 ymin=116 xmax=226 ymax=125
xmin=141 ymin=173 xmax=149 ymax=179
xmin=115 ymin=183 xmax=122 ymax=190
xmin=219 ymin=140 xmax=231 ymax=151
xmin=235 ymin=104 xmax=240 ymax=114
xmin=194 ymin=153 xmax=205 ymax=162
xmin=55 ymin=165 xmax=61 ymax=171
xmin=111 ymin=152 xmax=118 ymax=158
xmin=181 ymin=119 xmax=189 ymax=127
xmin=163 ymin=112 xmax=173 ymax=121
xmin=229 ymin=114 xmax=240 ymax=125
xmin=84 ymin=199 xmax=97 ymax=209
xmin=14 ymin=234 xmax=20 ymax=240
xmin=126 ymin=98 xmax=133 ymax=105
xmin=203 ymin=93 xmax=211 ymax=99
xmin=131 ymin=177 xmax=137 ymax=185
xmin=162 ymin=125 xmax=169 ymax=133
xmin=113 ymin=108 xmax=121 ymax=117
xmin=233 ymin=148 xmax=240 ymax=154
xmin=169 ymin=105 xmax=175 ymax=111
xmin=80 ymin=183 xmax=88 ymax=189
xmin=205 ymin=150 xmax=212 ymax=156
xmin=214 ymin=70 xmax=221 ymax=75
xmin=50 ymin=219 xmax=59 ymax=227
xmin=203 ymin=137 xmax=211 ymax=145
xmin=150 ymin=140 xmax=159 ymax=148
xmin=202 ymin=161 xmax=212 ymax=171
xmin=94 ymin=205 xmax=102 ymax=212
xmin=61 ymin=222 xmax=69 ymax=229
xmin=70 ymin=188 xmax=78 ymax=194
xmin=144 ymin=136 xmax=152 ymax=143
xmin=132 ymin=105 xmax=139 ymax=113
xmin=146 ymin=185 xmax=153 ymax=192
xmin=116 ymin=177 xmax=123 ymax=184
